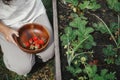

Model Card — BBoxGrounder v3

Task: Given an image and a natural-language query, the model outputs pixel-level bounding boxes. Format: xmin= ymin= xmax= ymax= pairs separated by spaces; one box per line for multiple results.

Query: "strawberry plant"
xmin=106 ymin=0 xmax=120 ymax=12
xmin=92 ymin=8 xmax=120 ymax=65
xmin=58 ymin=0 xmax=120 ymax=79
xmin=62 ymin=0 xmax=101 ymax=13
xmin=60 ymin=15 xmax=95 ymax=66
xmin=78 ymin=0 xmax=101 ymax=11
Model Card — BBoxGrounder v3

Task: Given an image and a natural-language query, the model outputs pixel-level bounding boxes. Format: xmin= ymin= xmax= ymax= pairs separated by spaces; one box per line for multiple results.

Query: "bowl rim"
xmin=13 ymin=23 xmax=50 ymax=54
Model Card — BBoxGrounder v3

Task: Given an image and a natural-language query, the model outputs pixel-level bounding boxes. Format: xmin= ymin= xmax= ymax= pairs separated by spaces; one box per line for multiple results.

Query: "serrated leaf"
xmin=60 ymin=27 xmax=76 ymax=46
xmin=100 ymin=69 xmax=108 ymax=77
xmin=109 ymin=22 xmax=119 ymax=33
xmin=106 ymin=0 xmax=120 ymax=12
xmin=66 ymin=66 xmax=82 ymax=76
xmin=102 ymin=45 xmax=117 ymax=56
xmin=65 ymin=0 xmax=78 ymax=6
xmin=93 ymin=22 xmax=109 ymax=34
xmin=69 ymin=17 xmax=88 ymax=28
xmin=115 ymin=56 xmax=120 ymax=65
xmin=79 ymin=0 xmax=100 ymax=10
xmin=84 ymin=65 xmax=96 ymax=78
xmin=91 ymin=65 xmax=97 ymax=75
xmin=93 ymin=75 xmax=104 ymax=80
xmin=83 ymin=35 xmax=96 ymax=49
xmin=105 ymin=72 xmax=116 ymax=80
xmin=79 ymin=1 xmax=90 ymax=10
xmin=84 ymin=27 xmax=94 ymax=35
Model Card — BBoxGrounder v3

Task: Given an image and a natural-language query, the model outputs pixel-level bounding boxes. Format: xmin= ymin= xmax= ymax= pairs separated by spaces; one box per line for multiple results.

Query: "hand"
xmin=0 ymin=22 xmax=19 ymax=45
xmin=3 ymin=27 xmax=19 ymax=45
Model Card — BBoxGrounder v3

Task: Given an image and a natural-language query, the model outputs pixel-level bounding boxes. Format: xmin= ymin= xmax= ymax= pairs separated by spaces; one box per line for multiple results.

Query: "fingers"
xmin=13 ymin=30 xmax=19 ymax=37
xmin=12 ymin=31 xmax=19 ymax=46
xmin=5 ymin=35 xmax=18 ymax=46
xmin=4 ymin=28 xmax=19 ymax=46
xmin=11 ymin=37 xmax=18 ymax=46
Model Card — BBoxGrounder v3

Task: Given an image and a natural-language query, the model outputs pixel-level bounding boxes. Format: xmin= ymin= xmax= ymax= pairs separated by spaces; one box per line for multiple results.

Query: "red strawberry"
xmin=33 ymin=40 xmax=39 ymax=45
xmin=33 ymin=36 xmax=38 ymax=41
xmin=24 ymin=42 xmax=30 ymax=47
xmin=89 ymin=60 xmax=98 ymax=65
xmin=29 ymin=38 xmax=33 ymax=44
xmin=38 ymin=39 xmax=44 ymax=45
xmin=93 ymin=60 xmax=98 ymax=65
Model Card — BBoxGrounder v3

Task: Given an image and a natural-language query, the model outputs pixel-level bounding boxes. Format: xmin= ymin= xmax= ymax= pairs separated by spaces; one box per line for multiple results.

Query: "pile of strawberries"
xmin=23 ymin=36 xmax=46 ymax=50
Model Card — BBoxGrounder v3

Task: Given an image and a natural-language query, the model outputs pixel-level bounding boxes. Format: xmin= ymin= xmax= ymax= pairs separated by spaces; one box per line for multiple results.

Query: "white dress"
xmin=0 ymin=0 xmax=54 ymax=75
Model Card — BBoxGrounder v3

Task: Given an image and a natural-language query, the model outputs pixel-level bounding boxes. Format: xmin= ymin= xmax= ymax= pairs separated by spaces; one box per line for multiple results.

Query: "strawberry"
xmin=24 ymin=42 xmax=30 ymax=47
xmin=38 ymin=39 xmax=44 ymax=45
xmin=30 ymin=44 xmax=35 ymax=50
xmin=29 ymin=38 xmax=33 ymax=44
xmin=93 ymin=60 xmax=98 ymax=65
xmin=35 ymin=44 xmax=40 ymax=50
xmin=33 ymin=36 xmax=38 ymax=41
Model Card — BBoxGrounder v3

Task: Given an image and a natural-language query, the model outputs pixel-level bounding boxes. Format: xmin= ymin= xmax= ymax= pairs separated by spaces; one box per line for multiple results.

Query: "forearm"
xmin=0 ymin=21 xmax=19 ymax=44
xmin=0 ymin=21 xmax=9 ymax=34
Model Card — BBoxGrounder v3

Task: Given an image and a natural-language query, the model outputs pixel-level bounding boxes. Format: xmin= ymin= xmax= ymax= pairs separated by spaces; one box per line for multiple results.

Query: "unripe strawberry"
xmin=35 ymin=44 xmax=40 ymax=50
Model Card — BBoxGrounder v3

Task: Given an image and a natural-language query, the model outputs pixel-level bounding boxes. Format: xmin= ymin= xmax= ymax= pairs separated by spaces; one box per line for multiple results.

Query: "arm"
xmin=0 ymin=21 xmax=18 ymax=45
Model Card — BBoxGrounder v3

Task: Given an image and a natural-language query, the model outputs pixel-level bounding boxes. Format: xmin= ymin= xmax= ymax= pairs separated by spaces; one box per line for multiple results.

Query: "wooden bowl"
xmin=13 ymin=23 xmax=50 ymax=54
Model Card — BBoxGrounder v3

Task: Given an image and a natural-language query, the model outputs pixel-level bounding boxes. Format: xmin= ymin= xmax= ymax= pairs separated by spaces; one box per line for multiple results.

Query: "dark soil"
xmin=58 ymin=0 xmax=120 ymax=80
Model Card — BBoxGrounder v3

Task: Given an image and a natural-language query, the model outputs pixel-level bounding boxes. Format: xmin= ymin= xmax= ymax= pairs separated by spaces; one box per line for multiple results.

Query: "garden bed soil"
xmin=58 ymin=0 xmax=120 ymax=80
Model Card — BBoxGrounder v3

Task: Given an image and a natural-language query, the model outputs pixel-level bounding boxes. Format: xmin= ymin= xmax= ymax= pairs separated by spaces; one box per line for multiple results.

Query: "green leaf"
xmin=93 ymin=69 xmax=116 ymax=80
xmin=69 ymin=17 xmax=88 ymax=28
xmin=70 ymin=13 xmax=79 ymax=18
xmin=100 ymin=69 xmax=108 ymax=77
xmin=60 ymin=27 xmax=76 ymax=46
xmin=79 ymin=1 xmax=90 ymax=10
xmin=104 ymin=58 xmax=114 ymax=64
xmin=65 ymin=0 xmax=78 ymax=6
xmin=117 ymin=36 xmax=120 ymax=46
xmin=66 ymin=66 xmax=82 ymax=76
xmin=93 ymin=75 xmax=104 ymax=80
xmin=105 ymin=72 xmax=116 ymax=80
xmin=84 ymin=65 xmax=97 ymax=78
xmin=93 ymin=22 xmax=109 ymax=34
xmin=79 ymin=0 xmax=101 ymax=11
xmin=109 ymin=22 xmax=119 ymax=33
xmin=115 ymin=56 xmax=120 ymax=65
xmin=106 ymin=0 xmax=117 ymax=8
xmin=106 ymin=0 xmax=120 ymax=12
xmin=91 ymin=65 xmax=97 ymax=75
xmin=83 ymin=35 xmax=96 ymax=49
xmin=69 ymin=16 xmax=95 ymax=50
xmin=103 ymin=45 xmax=117 ymax=56
xmin=103 ymin=45 xmax=117 ymax=64
xmin=84 ymin=27 xmax=94 ymax=36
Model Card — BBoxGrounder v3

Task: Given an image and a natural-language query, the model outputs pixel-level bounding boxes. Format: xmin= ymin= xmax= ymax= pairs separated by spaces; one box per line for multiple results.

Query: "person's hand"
xmin=2 ymin=26 xmax=19 ymax=45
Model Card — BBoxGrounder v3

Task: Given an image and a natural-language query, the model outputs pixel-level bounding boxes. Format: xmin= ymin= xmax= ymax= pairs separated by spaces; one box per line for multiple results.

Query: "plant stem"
xmin=73 ymin=36 xmax=90 ymax=53
xmin=91 ymin=13 xmax=118 ymax=47
xmin=67 ymin=36 xmax=90 ymax=66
